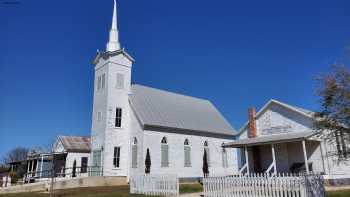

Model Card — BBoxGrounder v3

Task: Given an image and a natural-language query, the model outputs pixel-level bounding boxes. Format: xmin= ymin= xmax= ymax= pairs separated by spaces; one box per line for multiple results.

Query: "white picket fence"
xmin=130 ymin=174 xmax=179 ymax=196
xmin=203 ymin=173 xmax=325 ymax=197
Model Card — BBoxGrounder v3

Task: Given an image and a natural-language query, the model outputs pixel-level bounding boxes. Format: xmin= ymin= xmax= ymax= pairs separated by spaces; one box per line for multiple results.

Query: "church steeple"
xmin=106 ymin=0 xmax=121 ymax=52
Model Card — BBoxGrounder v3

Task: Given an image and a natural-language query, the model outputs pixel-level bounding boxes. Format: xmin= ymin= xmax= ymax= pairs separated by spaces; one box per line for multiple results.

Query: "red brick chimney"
xmin=248 ymin=107 xmax=257 ymax=138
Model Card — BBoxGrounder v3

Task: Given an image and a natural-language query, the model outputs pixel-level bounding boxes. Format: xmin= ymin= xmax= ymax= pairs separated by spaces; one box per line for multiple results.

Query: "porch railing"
xmin=24 ymin=166 xmax=103 ymax=183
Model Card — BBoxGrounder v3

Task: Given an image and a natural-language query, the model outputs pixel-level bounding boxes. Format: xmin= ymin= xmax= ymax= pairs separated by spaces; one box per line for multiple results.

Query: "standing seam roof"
xmin=129 ymin=84 xmax=236 ymax=136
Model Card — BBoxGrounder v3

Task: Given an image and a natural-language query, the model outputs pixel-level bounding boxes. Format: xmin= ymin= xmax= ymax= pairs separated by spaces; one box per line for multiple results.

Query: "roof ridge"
xmin=132 ymin=84 xmax=210 ymax=103
xmin=59 ymin=135 xmax=91 ymax=138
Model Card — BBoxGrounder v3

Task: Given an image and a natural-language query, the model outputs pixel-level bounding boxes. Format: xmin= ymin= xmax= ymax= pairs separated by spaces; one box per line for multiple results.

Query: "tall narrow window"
xmin=222 ymin=144 xmax=228 ymax=168
xmin=132 ymin=137 xmax=138 ymax=168
xmin=184 ymin=139 xmax=191 ymax=167
xmin=115 ymin=108 xmax=122 ymax=128
xmin=97 ymin=76 xmax=102 ymax=90
xmin=204 ymin=141 xmax=210 ymax=167
xmin=97 ymin=111 xmax=102 ymax=122
xmin=161 ymin=137 xmax=169 ymax=167
xmin=116 ymin=73 xmax=124 ymax=89
xmin=101 ymin=73 xmax=106 ymax=89
xmin=113 ymin=147 xmax=121 ymax=168
xmin=81 ymin=157 xmax=88 ymax=173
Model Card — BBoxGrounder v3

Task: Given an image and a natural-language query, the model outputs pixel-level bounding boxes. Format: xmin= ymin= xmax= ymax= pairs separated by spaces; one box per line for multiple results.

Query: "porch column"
xmin=302 ymin=140 xmax=309 ymax=173
xmin=271 ymin=144 xmax=277 ymax=174
xmin=245 ymin=146 xmax=250 ymax=174
xmin=26 ymin=160 xmax=30 ymax=174
xmin=319 ymin=141 xmax=326 ymax=174
xmin=40 ymin=155 xmax=44 ymax=178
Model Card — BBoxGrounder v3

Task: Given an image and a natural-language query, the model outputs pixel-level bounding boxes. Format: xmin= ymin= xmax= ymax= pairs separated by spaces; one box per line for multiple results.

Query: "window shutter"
xmin=132 ymin=145 xmax=138 ymax=168
xmin=161 ymin=145 xmax=169 ymax=167
xmin=184 ymin=146 xmax=191 ymax=167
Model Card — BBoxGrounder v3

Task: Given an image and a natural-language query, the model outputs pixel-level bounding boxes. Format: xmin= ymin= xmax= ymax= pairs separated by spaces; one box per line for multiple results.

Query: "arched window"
xmin=184 ymin=139 xmax=191 ymax=167
xmin=222 ymin=143 xmax=228 ymax=168
xmin=161 ymin=137 xmax=169 ymax=167
xmin=204 ymin=141 xmax=210 ymax=166
xmin=132 ymin=137 xmax=138 ymax=168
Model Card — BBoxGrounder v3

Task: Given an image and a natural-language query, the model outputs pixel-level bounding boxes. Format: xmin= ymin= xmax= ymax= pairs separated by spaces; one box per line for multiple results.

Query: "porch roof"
xmin=223 ymin=131 xmax=319 ymax=148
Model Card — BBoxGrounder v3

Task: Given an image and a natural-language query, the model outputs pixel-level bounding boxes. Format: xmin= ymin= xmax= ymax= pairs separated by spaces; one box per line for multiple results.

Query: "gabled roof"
xmin=239 ymin=99 xmax=315 ymax=134
xmin=129 ymin=84 xmax=236 ymax=136
xmin=57 ymin=136 xmax=91 ymax=153
xmin=93 ymin=49 xmax=135 ymax=65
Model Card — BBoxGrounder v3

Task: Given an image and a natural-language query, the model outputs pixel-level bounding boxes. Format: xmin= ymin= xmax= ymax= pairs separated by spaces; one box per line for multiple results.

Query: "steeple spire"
xmin=106 ymin=0 xmax=121 ymax=52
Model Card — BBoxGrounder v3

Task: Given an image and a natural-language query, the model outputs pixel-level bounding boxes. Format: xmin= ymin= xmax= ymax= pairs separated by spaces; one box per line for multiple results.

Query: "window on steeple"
xmin=115 ymin=108 xmax=122 ymax=128
xmin=97 ymin=76 xmax=102 ymax=90
xmin=101 ymin=73 xmax=106 ymax=89
xmin=116 ymin=73 xmax=124 ymax=89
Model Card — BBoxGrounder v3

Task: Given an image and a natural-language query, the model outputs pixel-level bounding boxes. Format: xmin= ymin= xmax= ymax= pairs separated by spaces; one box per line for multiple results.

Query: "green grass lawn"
xmin=326 ymin=189 xmax=350 ymax=197
xmin=179 ymin=183 xmax=202 ymax=194
xmin=0 ymin=183 xmax=203 ymax=197
xmin=2 ymin=184 xmax=348 ymax=197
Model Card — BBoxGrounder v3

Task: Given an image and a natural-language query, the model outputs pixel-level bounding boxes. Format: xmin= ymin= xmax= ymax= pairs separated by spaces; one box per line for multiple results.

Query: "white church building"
xmin=90 ymin=0 xmax=238 ymax=179
xmin=88 ymin=0 xmax=350 ymax=185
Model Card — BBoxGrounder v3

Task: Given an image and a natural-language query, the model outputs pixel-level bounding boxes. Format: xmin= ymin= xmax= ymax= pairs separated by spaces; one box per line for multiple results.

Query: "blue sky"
xmin=0 ymin=0 xmax=349 ymax=157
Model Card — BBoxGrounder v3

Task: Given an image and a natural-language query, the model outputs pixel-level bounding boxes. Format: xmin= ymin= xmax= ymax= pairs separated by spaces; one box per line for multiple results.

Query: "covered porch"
xmin=25 ymin=152 xmax=67 ymax=183
xmin=224 ymin=131 xmax=326 ymax=175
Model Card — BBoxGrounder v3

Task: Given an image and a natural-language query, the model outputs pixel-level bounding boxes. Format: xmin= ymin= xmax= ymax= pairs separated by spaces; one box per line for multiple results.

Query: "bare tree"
xmin=314 ymin=65 xmax=350 ymax=159
xmin=1 ymin=146 xmax=28 ymax=165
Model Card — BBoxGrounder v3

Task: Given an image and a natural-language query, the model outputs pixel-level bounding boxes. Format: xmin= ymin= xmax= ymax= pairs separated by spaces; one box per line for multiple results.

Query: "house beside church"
xmin=224 ymin=99 xmax=350 ymax=184
xmin=90 ymin=0 xmax=238 ymax=179
xmin=24 ymin=136 xmax=91 ymax=182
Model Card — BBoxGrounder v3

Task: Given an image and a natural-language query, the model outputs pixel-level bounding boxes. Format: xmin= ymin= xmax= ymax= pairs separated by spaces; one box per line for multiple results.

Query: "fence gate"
xmin=130 ymin=174 xmax=179 ymax=196
xmin=203 ymin=173 xmax=325 ymax=197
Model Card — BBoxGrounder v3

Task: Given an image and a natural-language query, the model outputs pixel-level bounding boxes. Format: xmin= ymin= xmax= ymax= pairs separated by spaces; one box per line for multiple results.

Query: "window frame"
xmin=97 ymin=75 xmax=102 ymax=91
xmin=204 ymin=140 xmax=210 ymax=167
xmin=97 ymin=111 xmax=102 ymax=122
xmin=131 ymin=137 xmax=138 ymax=168
xmin=161 ymin=137 xmax=169 ymax=167
xmin=184 ymin=139 xmax=191 ymax=167
xmin=113 ymin=147 xmax=121 ymax=168
xmin=101 ymin=73 xmax=106 ymax=89
xmin=115 ymin=108 xmax=122 ymax=128
xmin=116 ymin=73 xmax=124 ymax=89
xmin=81 ymin=157 xmax=88 ymax=173
xmin=222 ymin=143 xmax=228 ymax=168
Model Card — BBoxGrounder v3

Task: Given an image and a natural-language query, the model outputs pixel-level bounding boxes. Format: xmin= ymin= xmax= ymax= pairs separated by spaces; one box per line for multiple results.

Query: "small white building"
xmin=25 ymin=136 xmax=91 ymax=182
xmin=90 ymin=1 xmax=238 ymax=179
xmin=224 ymin=99 xmax=350 ymax=185
xmin=52 ymin=136 xmax=91 ymax=178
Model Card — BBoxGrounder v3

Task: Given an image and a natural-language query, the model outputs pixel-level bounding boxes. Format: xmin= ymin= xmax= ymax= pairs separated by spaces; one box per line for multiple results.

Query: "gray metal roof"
xmin=129 ymin=84 xmax=236 ymax=136
xmin=223 ymin=131 xmax=318 ymax=148
xmin=58 ymin=136 xmax=91 ymax=153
